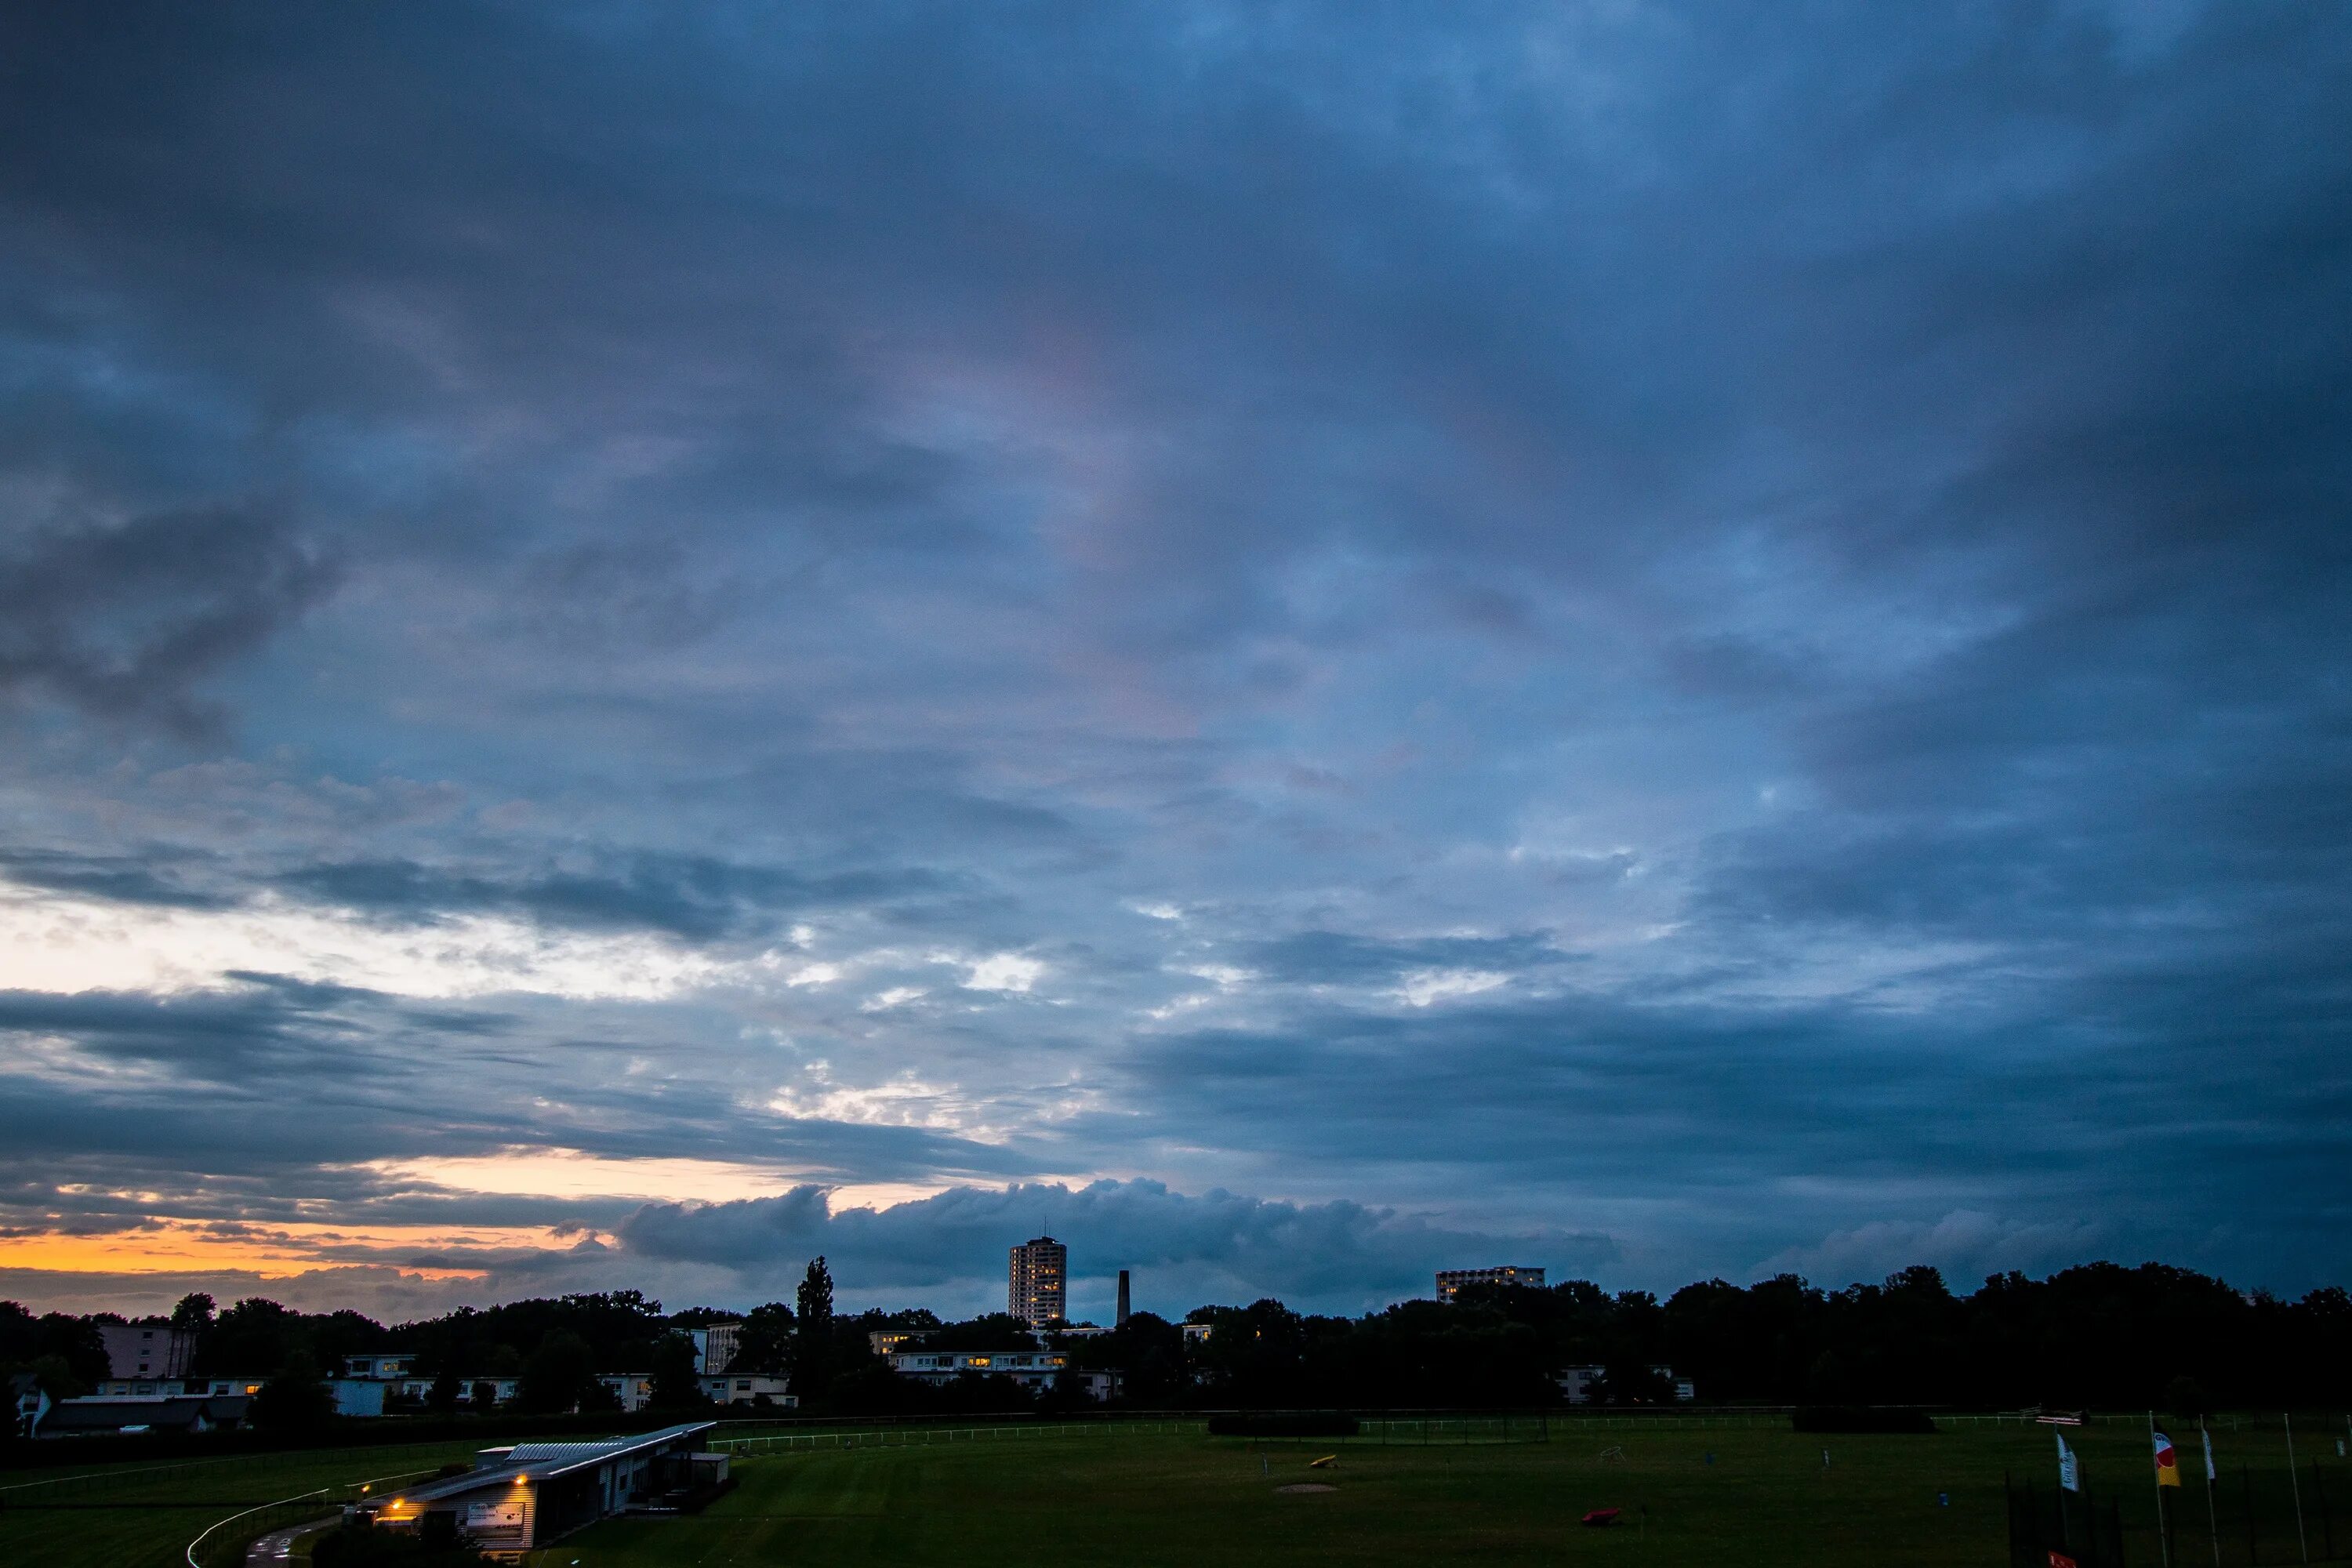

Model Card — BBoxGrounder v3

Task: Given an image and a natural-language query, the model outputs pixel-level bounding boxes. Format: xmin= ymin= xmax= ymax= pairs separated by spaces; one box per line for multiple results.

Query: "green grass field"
xmin=520 ymin=1416 xmax=2350 ymax=1567
xmin=0 ymin=1439 xmax=491 ymax=1568
xmin=5 ymin=1416 xmax=2341 ymax=1568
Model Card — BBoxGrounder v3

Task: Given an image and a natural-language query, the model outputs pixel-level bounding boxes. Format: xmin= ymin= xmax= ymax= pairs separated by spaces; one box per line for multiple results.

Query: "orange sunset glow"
xmin=0 ymin=1220 xmax=588 ymax=1279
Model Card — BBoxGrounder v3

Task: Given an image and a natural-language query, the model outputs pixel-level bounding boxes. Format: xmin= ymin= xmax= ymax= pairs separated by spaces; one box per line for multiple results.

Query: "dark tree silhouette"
xmin=795 ymin=1257 xmax=835 ymax=1392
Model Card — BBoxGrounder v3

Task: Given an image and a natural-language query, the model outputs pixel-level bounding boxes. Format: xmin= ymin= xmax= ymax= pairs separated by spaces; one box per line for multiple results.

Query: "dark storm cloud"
xmin=1236 ymin=930 xmax=1567 ymax=987
xmin=0 ymin=848 xmax=233 ymax=910
xmin=278 ymin=855 xmax=954 ymax=940
xmin=0 ymin=505 xmax=338 ymax=735
xmin=0 ymin=981 xmax=1034 ymax=1241
xmin=0 ymin=1 xmax=2347 ymax=1311
xmin=1121 ymin=996 xmax=2013 ymax=1190
xmin=0 ymin=979 xmax=399 ymax=1089
xmin=1130 ymin=991 xmax=2203 ymax=1185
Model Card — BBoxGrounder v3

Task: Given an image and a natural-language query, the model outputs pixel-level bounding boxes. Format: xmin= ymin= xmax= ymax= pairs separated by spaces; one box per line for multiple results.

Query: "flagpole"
xmin=2201 ymin=1417 xmax=2221 ymax=1568
xmin=2285 ymin=1412 xmax=2308 ymax=1564
xmin=2153 ymin=1410 xmax=2173 ymax=1568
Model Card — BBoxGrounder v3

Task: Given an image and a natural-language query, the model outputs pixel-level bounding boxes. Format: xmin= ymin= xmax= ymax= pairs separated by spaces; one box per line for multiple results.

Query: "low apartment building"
xmin=344 ymin=1352 xmax=419 ymax=1381
xmin=1435 ymin=1265 xmax=1547 ymax=1300
xmin=94 ymin=1374 xmax=263 ymax=1398
xmin=97 ymin=1323 xmax=194 ymax=1381
xmin=603 ymin=1370 xmax=798 ymax=1411
xmin=395 ymin=1374 xmax=521 ymax=1407
xmin=699 ymin=1372 xmax=794 ymax=1406
xmin=597 ymin=1372 xmax=656 ymax=1412
xmin=330 ymin=1352 xmax=421 ymax=1417
xmin=888 ymin=1348 xmax=1069 ymax=1392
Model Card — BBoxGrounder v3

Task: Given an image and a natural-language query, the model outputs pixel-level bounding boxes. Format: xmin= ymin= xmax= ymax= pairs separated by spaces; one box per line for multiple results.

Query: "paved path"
xmin=244 ymin=1514 xmax=337 ymax=1566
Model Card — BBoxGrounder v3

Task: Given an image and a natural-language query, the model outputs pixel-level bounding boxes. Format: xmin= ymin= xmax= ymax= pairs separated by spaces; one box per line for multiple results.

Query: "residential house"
xmin=1556 ymin=1364 xmax=1696 ymax=1404
xmin=329 ymin=1352 xmax=420 ymax=1417
xmin=596 ymin=1373 xmax=655 ymax=1413
xmin=697 ymin=1373 xmax=795 ymax=1407
xmin=1070 ymin=1369 xmax=1123 ymax=1402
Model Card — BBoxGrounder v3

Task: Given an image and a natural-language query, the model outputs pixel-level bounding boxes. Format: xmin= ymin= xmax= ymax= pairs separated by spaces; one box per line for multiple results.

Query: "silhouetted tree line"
xmin=0 ymin=1300 xmax=108 ymax=1400
xmin=9 ymin=1261 xmax=2347 ymax=1428
xmin=1134 ymin=1265 xmax=2352 ymax=1412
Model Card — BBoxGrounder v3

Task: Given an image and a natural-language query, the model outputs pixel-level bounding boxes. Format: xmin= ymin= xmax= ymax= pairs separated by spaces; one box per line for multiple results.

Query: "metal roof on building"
xmin=387 ymin=1421 xmax=715 ymax=1503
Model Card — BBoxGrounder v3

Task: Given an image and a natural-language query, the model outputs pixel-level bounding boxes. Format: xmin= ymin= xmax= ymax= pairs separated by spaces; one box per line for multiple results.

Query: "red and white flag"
xmin=2153 ymin=1430 xmax=2181 ymax=1488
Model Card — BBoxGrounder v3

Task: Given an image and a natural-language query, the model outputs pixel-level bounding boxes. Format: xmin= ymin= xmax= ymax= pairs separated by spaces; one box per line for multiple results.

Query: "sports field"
xmin=518 ymin=1415 xmax=2348 ymax=1567
xmin=3 ymin=1415 xmax=2339 ymax=1568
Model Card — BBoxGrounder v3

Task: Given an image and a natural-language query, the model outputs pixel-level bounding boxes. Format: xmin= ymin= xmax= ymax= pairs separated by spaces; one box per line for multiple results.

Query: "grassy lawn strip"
xmin=513 ymin=1420 xmax=2303 ymax=1567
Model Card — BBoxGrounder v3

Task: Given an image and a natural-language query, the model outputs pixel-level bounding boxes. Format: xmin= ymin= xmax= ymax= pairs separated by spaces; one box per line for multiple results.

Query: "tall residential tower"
xmin=1008 ymin=1236 xmax=1067 ymax=1327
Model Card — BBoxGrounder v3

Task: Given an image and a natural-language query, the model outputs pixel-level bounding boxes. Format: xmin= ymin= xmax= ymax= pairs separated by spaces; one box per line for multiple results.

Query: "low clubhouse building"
xmin=347 ymin=1421 xmax=723 ymax=1559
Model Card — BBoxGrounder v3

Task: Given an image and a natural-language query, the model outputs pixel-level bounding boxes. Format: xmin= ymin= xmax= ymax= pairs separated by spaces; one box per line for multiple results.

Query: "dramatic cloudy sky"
xmin=2 ymin=2 xmax=2347 ymax=1323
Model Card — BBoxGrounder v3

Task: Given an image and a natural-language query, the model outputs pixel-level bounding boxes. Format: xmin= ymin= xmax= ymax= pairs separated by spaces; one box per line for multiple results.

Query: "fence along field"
xmin=2 ymin=1411 xmax=2346 ymax=1567
xmin=703 ymin=1412 xmax=1564 ymax=1455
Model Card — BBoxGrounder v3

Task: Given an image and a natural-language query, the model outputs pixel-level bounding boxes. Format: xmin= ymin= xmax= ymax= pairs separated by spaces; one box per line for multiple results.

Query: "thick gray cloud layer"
xmin=0 ymin=1 xmax=2347 ymax=1314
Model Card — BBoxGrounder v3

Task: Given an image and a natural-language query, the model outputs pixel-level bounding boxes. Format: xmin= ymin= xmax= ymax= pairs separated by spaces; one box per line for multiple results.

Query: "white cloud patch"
xmin=769 ymin=1061 xmax=998 ymax=1138
xmin=961 ymin=952 xmax=1044 ymax=993
xmin=1394 ymin=967 xmax=1510 ymax=1007
xmin=0 ymin=880 xmax=732 ymax=1002
xmin=365 ymin=1147 xmax=808 ymax=1203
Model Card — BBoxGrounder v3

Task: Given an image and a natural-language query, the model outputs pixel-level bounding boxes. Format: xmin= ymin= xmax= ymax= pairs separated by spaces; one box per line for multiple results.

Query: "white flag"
xmin=2203 ymin=1428 xmax=2217 ymax=1483
xmin=2058 ymin=1431 xmax=2082 ymax=1493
